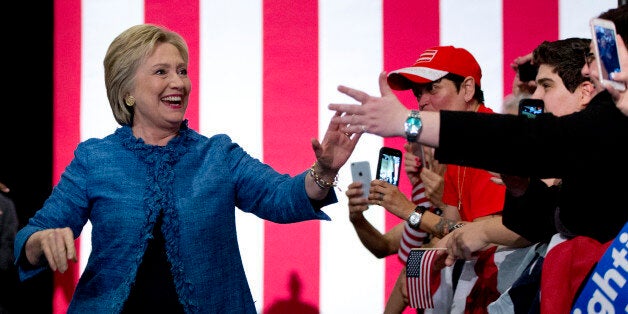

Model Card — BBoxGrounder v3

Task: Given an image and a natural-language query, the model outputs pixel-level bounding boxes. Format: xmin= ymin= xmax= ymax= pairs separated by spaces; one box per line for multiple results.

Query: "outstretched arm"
xmin=329 ymin=71 xmax=441 ymax=147
xmin=441 ymin=216 xmax=531 ymax=266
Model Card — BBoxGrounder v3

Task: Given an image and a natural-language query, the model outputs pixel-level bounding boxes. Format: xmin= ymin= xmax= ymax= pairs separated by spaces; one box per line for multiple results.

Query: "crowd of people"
xmin=331 ymin=4 xmax=627 ymax=313
xmin=8 ymin=3 xmax=628 ymax=314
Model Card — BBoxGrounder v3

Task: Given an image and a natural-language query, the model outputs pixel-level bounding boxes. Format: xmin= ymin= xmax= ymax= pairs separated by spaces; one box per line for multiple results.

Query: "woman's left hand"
xmin=311 ymin=111 xmax=361 ymax=173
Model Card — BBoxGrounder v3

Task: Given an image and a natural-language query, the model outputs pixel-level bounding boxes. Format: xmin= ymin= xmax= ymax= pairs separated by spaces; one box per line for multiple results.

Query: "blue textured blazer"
xmin=14 ymin=121 xmax=335 ymax=313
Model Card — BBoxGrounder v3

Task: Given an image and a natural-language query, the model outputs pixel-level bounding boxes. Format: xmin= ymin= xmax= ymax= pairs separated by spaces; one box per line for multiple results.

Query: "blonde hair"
xmin=103 ymin=24 xmax=189 ymax=125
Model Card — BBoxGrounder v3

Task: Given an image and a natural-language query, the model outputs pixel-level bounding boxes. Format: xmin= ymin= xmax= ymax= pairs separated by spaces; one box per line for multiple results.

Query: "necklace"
xmin=456 ymin=104 xmax=478 ymax=211
xmin=457 ymin=165 xmax=467 ymax=211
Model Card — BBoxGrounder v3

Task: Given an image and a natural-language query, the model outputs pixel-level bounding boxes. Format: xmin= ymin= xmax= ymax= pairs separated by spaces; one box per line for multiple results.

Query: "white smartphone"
xmin=351 ymin=161 xmax=372 ymax=199
xmin=590 ymin=18 xmax=626 ymax=91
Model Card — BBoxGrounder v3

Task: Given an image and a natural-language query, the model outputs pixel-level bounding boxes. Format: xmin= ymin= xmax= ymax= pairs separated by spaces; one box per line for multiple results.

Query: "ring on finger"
xmin=361 ymin=125 xmax=367 ymax=132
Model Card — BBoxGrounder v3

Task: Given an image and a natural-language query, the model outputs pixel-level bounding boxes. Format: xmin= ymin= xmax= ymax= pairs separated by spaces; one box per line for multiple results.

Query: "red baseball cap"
xmin=387 ymin=46 xmax=482 ymax=90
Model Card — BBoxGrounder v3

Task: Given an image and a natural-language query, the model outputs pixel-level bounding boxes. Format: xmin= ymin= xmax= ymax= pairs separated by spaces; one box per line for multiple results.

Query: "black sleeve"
xmin=501 ymin=178 xmax=559 ymax=243
xmin=0 ymin=194 xmax=18 ymax=271
xmin=434 ymin=92 xmax=620 ymax=178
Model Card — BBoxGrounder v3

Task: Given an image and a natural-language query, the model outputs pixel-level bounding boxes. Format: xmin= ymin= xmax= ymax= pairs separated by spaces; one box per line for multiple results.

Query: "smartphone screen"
xmin=351 ymin=161 xmax=372 ymax=199
xmin=376 ymin=147 xmax=402 ymax=186
xmin=518 ymin=98 xmax=544 ymax=118
xmin=590 ymin=18 xmax=626 ymax=91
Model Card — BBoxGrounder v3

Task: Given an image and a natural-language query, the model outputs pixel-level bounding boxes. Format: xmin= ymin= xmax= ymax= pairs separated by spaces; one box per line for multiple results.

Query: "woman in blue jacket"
xmin=14 ymin=24 xmax=360 ymax=313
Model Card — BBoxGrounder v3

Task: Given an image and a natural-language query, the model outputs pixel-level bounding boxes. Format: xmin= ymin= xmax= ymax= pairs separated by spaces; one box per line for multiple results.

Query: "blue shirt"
xmin=14 ymin=121 xmax=335 ymax=313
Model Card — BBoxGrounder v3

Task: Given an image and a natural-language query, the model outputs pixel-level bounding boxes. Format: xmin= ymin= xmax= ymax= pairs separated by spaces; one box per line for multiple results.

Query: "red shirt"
xmin=442 ymin=105 xmax=505 ymax=221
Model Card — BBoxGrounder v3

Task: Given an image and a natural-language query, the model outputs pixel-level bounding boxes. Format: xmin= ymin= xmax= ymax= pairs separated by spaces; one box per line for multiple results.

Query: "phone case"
xmin=376 ymin=147 xmax=403 ymax=186
xmin=590 ymin=18 xmax=626 ymax=91
xmin=351 ymin=161 xmax=372 ymax=199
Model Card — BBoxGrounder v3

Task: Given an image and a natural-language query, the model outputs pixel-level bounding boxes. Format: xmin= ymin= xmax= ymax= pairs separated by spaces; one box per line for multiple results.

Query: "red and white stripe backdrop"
xmin=53 ymin=0 xmax=616 ymax=313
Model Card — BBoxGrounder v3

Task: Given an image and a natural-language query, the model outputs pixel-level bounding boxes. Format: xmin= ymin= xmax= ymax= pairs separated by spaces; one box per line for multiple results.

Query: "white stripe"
xmin=559 ymin=0 xmax=618 ymax=40
xmin=319 ymin=0 xmax=384 ymax=313
xmin=440 ymin=0 xmax=503 ymax=113
xmin=199 ymin=1 xmax=264 ymax=312
xmin=80 ymin=0 xmax=144 ymax=275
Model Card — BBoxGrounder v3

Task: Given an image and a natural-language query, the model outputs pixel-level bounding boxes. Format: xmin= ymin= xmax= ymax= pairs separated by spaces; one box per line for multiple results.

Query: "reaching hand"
xmin=443 ymin=222 xmax=489 ymax=266
xmin=311 ymin=111 xmax=361 ymax=173
xmin=330 ymin=71 xmax=409 ymax=138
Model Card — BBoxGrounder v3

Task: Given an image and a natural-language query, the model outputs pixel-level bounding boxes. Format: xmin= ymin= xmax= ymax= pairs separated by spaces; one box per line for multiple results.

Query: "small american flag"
xmin=406 ymin=248 xmax=441 ymax=308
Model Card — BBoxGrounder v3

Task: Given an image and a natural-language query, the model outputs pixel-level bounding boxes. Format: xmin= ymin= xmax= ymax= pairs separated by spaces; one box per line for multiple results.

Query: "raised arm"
xmin=329 ymin=71 xmax=441 ymax=148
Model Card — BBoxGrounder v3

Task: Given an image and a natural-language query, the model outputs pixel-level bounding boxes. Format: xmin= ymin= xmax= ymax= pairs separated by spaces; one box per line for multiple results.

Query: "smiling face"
xmin=129 ymin=42 xmax=191 ymax=136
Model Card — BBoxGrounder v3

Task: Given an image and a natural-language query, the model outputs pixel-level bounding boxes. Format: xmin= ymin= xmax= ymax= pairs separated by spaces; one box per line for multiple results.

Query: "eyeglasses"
xmin=584 ymin=52 xmax=595 ymax=67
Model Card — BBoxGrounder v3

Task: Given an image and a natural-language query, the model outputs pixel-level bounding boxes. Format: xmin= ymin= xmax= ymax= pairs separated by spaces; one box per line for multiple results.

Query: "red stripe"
xmin=502 ymin=0 xmax=559 ymax=98
xmin=407 ymin=250 xmax=437 ymax=308
xmin=383 ymin=1 xmax=440 ymax=311
xmin=53 ymin=0 xmax=82 ymax=312
xmin=418 ymin=250 xmax=435 ymax=308
xmin=262 ymin=0 xmax=320 ymax=311
xmin=145 ymin=0 xmax=201 ymax=131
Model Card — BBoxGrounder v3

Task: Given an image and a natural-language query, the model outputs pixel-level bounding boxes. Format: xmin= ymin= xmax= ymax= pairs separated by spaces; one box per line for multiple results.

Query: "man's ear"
xmin=462 ymin=77 xmax=476 ymax=102
xmin=579 ymin=81 xmax=596 ymax=108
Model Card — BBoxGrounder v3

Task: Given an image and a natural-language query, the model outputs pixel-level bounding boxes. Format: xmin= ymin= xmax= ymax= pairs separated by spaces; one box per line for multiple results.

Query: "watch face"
xmin=405 ymin=111 xmax=422 ymax=138
xmin=405 ymin=118 xmax=421 ymax=133
xmin=409 ymin=212 xmax=421 ymax=226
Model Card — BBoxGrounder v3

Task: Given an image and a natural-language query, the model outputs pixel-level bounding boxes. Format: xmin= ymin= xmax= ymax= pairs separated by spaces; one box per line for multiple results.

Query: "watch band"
xmin=416 ymin=205 xmax=429 ymax=214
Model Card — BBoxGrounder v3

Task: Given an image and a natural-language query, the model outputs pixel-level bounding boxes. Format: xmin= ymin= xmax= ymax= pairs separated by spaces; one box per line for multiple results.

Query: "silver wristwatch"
xmin=404 ymin=110 xmax=422 ymax=142
xmin=408 ymin=211 xmax=422 ymax=229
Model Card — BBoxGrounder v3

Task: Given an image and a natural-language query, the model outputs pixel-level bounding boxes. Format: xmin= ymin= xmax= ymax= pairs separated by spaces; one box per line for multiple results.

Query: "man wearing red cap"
xmin=346 ymin=45 xmax=506 ymax=312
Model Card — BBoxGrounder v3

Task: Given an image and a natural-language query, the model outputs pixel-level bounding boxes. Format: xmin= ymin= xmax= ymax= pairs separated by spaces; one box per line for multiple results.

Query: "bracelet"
xmin=309 ymin=162 xmax=338 ymax=189
xmin=448 ymin=222 xmax=465 ymax=233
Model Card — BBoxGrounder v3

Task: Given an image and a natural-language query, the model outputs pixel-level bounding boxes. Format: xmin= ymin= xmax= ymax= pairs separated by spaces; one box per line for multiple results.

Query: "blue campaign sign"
xmin=571 ymin=221 xmax=628 ymax=313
